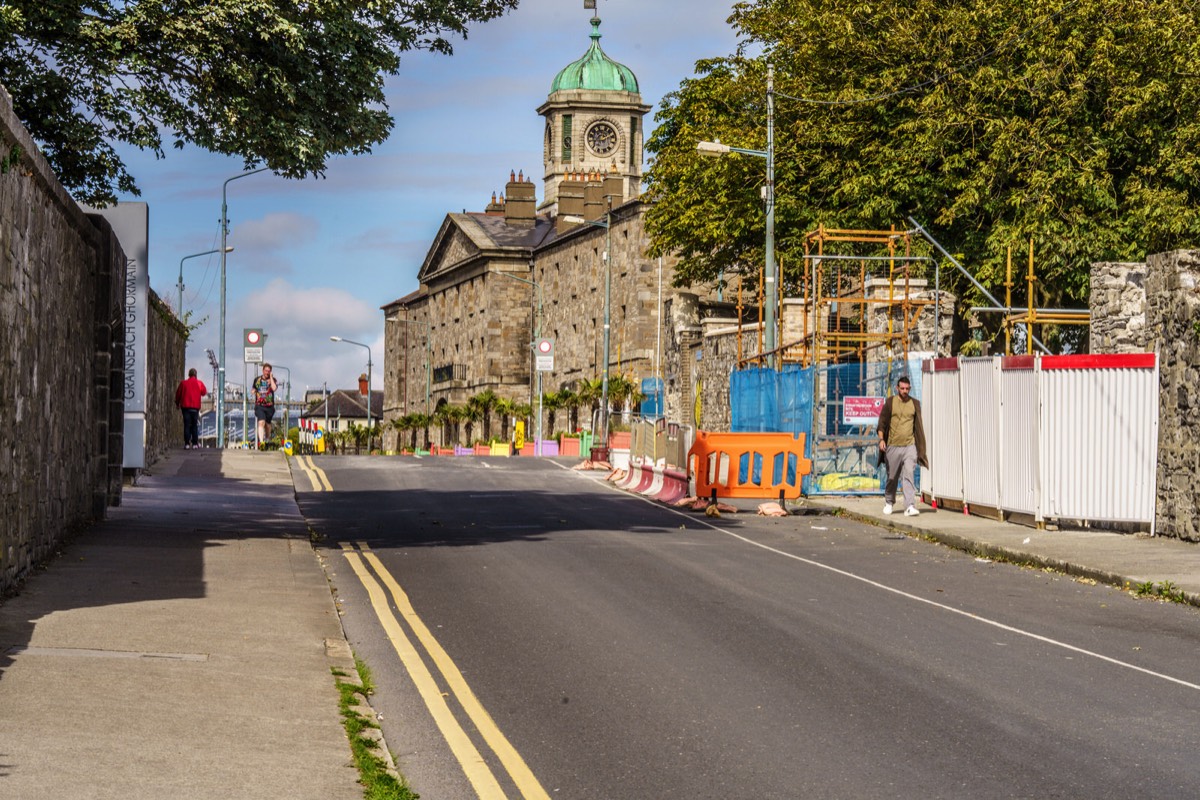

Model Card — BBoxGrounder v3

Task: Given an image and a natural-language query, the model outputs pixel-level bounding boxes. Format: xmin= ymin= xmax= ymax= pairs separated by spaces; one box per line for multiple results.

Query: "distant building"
xmin=303 ymin=389 xmax=383 ymax=433
xmin=382 ymin=12 xmax=726 ymax=449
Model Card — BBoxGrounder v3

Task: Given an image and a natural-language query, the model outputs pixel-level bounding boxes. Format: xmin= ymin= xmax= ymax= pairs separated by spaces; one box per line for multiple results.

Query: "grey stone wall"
xmin=1 ymin=84 xmax=125 ymax=595
xmin=1145 ymin=250 xmax=1200 ymax=541
xmin=533 ymin=202 xmax=669 ymax=434
xmin=1090 ymin=261 xmax=1148 ymax=354
xmin=145 ymin=291 xmax=187 ymax=463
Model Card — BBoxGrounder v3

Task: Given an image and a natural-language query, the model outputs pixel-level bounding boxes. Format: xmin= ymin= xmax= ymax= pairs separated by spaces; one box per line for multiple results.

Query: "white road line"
xmin=551 ymin=461 xmax=1200 ymax=693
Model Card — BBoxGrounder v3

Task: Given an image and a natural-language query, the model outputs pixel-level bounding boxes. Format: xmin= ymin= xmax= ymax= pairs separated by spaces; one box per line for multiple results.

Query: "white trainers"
xmin=883 ymin=503 xmax=894 ymax=515
xmin=905 ymin=506 xmax=919 ymax=516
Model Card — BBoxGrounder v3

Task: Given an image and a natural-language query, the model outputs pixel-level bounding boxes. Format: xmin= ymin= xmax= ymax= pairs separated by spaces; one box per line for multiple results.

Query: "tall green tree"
xmin=645 ymin=0 xmax=1200 ymax=320
xmin=0 ymin=0 xmax=519 ymax=203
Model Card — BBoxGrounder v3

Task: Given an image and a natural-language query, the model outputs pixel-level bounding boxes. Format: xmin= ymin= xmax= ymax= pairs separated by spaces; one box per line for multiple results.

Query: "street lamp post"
xmin=177 ymin=247 xmax=232 ymax=323
xmin=217 ymin=167 xmax=270 ymax=448
xmin=696 ymin=64 xmax=777 ymax=367
xmin=330 ymin=336 xmax=373 ymax=447
xmin=495 ymin=271 xmax=545 ymax=456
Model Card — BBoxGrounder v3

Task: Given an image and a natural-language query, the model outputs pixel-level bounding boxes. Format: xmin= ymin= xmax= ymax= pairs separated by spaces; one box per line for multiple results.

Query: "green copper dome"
xmin=550 ymin=17 xmax=640 ymax=94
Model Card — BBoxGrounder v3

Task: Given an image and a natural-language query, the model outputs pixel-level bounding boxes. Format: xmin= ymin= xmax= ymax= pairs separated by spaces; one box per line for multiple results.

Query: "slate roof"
xmin=303 ymin=389 xmax=383 ymax=422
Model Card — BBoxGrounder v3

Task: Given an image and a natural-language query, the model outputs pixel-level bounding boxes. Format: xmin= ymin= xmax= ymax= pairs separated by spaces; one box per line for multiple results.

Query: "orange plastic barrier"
xmin=687 ymin=431 xmax=813 ymax=500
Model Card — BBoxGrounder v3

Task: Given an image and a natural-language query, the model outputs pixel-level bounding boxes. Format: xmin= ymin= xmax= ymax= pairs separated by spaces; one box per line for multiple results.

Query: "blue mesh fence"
xmin=730 ymin=358 xmax=926 ymax=495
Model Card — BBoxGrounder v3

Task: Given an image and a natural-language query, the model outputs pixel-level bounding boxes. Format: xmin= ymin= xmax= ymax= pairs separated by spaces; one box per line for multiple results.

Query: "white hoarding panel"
xmin=997 ymin=356 xmax=1039 ymax=517
xmin=959 ymin=357 xmax=1001 ymax=509
xmin=1039 ymin=354 xmax=1158 ymax=524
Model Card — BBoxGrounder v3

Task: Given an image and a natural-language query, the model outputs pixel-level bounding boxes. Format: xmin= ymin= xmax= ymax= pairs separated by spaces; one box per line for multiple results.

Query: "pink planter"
xmin=560 ymin=437 xmax=581 ymax=457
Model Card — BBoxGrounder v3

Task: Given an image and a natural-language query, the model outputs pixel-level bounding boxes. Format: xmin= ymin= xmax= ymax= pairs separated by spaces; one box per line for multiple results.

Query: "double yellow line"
xmin=339 ymin=542 xmax=550 ymax=800
xmin=295 ymin=455 xmax=332 ymax=491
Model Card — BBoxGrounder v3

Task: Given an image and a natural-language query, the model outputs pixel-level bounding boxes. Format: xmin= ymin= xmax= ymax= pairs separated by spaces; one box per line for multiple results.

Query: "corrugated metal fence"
xmin=921 ymin=354 xmax=1159 ymax=528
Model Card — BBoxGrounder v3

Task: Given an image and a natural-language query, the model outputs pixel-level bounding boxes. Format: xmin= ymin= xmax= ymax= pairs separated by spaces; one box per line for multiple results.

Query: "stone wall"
xmin=145 ymin=291 xmax=187 ymax=463
xmin=1090 ymin=261 xmax=1149 ymax=354
xmin=1 ymin=84 xmax=125 ymax=595
xmin=1144 ymin=250 xmax=1200 ymax=541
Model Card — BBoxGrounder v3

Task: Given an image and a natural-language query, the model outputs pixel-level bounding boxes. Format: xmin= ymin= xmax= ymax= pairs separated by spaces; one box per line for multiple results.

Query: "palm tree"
xmin=557 ymin=388 xmax=581 ymax=432
xmin=461 ymin=400 xmax=483 ymax=443
xmin=577 ymin=377 xmax=603 ymax=430
xmin=469 ymin=389 xmax=500 ymax=440
xmin=408 ymin=413 xmax=432 ymax=450
xmin=542 ymin=390 xmax=565 ymax=437
xmin=494 ymin=397 xmax=516 ymax=442
xmin=433 ymin=403 xmax=453 ymax=447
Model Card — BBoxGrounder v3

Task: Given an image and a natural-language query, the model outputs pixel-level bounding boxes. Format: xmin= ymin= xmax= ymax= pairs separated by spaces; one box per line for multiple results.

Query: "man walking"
xmin=877 ymin=375 xmax=929 ymax=516
xmin=252 ymin=362 xmax=278 ymax=449
xmin=174 ymin=368 xmax=208 ymax=449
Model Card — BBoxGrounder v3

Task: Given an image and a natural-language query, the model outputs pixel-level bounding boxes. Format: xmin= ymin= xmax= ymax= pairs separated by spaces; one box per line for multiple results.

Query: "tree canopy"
xmin=645 ymin=0 xmax=1200 ymax=314
xmin=0 ymin=0 xmax=519 ymax=203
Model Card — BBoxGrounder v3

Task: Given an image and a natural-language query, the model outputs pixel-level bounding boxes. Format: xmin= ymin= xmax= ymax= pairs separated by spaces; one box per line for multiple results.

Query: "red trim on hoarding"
xmin=921 ymin=357 xmax=960 ymax=371
xmin=1001 ymin=355 xmax=1036 ymax=370
xmin=1040 ymin=353 xmax=1156 ymax=370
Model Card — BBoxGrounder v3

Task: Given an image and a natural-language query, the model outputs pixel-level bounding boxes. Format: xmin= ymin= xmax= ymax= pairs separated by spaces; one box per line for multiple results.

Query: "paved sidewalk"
xmin=0 ymin=449 xmax=362 ymax=800
xmin=802 ymin=495 xmax=1200 ymax=606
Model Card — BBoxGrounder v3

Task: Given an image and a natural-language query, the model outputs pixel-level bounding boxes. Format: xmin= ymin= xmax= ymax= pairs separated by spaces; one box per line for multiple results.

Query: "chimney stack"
xmin=505 ymin=169 xmax=536 ymax=227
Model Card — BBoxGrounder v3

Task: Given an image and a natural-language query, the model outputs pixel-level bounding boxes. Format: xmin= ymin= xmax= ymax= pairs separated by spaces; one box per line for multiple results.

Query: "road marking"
xmin=358 ymin=544 xmax=552 ymax=800
xmin=301 ymin=455 xmax=333 ymax=491
xmin=294 ymin=455 xmax=322 ymax=491
xmin=554 ymin=462 xmax=1200 ymax=693
xmin=339 ymin=542 xmax=509 ymax=799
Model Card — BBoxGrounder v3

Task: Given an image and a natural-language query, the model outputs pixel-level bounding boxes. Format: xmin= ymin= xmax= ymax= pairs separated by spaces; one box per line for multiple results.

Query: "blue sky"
xmin=121 ymin=0 xmax=742 ymax=397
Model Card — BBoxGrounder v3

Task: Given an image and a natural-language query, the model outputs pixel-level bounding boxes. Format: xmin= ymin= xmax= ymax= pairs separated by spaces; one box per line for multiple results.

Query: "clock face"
xmin=586 ymin=122 xmax=618 ymax=155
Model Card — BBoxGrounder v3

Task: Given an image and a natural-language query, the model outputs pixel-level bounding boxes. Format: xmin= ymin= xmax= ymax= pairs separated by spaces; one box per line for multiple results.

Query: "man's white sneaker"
xmin=905 ymin=506 xmax=919 ymax=516
xmin=883 ymin=503 xmax=894 ymax=515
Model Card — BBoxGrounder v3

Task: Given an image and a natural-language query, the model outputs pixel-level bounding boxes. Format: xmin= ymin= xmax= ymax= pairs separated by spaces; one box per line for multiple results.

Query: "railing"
xmin=431 ymin=363 xmax=467 ymax=384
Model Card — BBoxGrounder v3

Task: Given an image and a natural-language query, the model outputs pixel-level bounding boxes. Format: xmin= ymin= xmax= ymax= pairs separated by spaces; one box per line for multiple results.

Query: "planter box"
xmin=490 ymin=442 xmax=511 ymax=457
xmin=455 ymin=446 xmax=474 ymax=456
xmin=538 ymin=439 xmax=559 ymax=456
xmin=473 ymin=444 xmax=490 ymax=456
xmin=609 ymin=431 xmax=632 ymax=450
xmin=560 ymin=437 xmax=581 ymax=457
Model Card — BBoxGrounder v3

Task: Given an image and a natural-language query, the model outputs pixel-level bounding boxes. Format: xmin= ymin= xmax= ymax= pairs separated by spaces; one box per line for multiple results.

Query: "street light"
xmin=388 ymin=316 xmax=431 ymax=414
xmin=330 ymin=336 xmax=373 ymax=446
xmin=177 ymin=247 xmax=232 ymax=323
xmin=217 ymin=167 xmax=270 ymax=448
xmin=697 ymin=64 xmax=776 ymax=366
xmin=495 ymin=271 xmax=545 ymax=456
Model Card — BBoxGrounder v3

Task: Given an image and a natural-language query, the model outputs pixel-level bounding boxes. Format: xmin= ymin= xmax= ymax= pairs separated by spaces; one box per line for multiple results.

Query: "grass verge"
xmin=333 ymin=658 xmax=420 ymax=800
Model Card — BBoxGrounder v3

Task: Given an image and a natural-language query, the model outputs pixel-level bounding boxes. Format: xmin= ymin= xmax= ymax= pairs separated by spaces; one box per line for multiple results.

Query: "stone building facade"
xmin=381 ymin=15 xmax=700 ymax=450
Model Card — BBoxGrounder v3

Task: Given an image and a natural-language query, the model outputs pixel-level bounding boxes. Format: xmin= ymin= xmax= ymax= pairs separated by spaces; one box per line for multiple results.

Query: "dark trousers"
xmin=182 ymin=408 xmax=200 ymax=446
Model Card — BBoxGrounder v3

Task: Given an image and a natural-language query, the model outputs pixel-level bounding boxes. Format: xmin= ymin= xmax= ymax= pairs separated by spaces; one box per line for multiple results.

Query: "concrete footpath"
xmin=0 ymin=449 xmax=362 ymax=800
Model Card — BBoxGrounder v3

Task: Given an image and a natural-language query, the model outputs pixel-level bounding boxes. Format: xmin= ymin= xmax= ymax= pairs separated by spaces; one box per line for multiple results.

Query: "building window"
xmin=562 ymin=115 xmax=573 ymax=162
xmin=629 ymin=116 xmax=638 ymax=164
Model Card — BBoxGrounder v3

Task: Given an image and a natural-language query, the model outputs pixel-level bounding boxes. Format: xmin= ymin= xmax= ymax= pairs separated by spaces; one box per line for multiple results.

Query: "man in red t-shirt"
xmin=174 ymin=368 xmax=208 ymax=449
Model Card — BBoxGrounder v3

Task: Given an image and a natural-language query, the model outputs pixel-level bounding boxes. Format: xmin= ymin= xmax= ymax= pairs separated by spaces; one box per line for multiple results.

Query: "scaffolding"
xmin=970 ymin=239 xmax=1091 ymax=355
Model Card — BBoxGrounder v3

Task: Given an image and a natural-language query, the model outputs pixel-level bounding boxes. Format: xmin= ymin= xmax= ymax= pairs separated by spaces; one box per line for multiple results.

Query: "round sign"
xmin=538 ymin=339 xmax=552 ymax=353
xmin=246 ymin=331 xmax=261 ymax=345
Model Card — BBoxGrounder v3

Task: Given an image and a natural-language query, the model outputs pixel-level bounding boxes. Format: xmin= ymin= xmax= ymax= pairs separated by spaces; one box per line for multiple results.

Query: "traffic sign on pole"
xmin=535 ymin=337 xmax=554 ymax=372
xmin=244 ymin=328 xmax=264 ymax=363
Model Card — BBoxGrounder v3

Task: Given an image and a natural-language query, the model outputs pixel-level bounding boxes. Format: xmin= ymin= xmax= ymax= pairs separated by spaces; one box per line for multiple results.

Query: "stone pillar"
xmin=1089 ymin=261 xmax=1148 ymax=354
xmin=1146 ymin=250 xmax=1200 ymax=541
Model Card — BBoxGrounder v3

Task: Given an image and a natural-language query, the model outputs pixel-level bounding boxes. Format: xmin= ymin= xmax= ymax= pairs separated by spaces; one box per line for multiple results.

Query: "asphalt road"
xmin=296 ymin=455 xmax=1200 ymax=799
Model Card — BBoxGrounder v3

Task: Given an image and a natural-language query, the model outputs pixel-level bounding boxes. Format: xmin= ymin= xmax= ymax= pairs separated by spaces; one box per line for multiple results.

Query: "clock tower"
xmin=537 ymin=13 xmax=652 ymax=213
